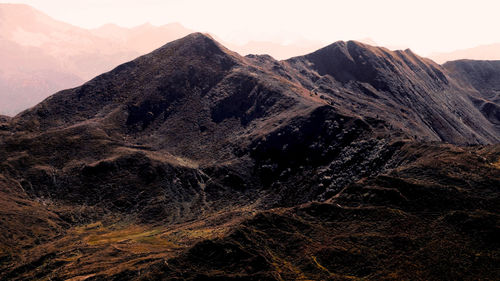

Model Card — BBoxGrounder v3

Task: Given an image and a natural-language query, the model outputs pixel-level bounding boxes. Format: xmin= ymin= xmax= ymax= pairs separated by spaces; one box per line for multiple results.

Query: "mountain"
xmin=0 ymin=4 xmax=192 ymax=116
xmin=430 ymin=43 xmax=500 ymax=64
xmin=1 ymin=3 xmax=416 ymax=117
xmin=444 ymin=60 xmax=500 ymax=127
xmin=0 ymin=33 xmax=499 ymax=280
xmin=0 ymin=36 xmax=83 ymax=116
xmin=90 ymin=22 xmax=193 ymax=54
xmin=286 ymin=40 xmax=500 ymax=143
xmin=1 ymin=3 xmax=410 ymax=117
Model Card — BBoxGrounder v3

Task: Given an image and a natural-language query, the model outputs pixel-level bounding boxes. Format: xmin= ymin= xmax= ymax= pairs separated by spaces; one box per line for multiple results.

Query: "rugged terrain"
xmin=0 ymin=33 xmax=499 ymax=280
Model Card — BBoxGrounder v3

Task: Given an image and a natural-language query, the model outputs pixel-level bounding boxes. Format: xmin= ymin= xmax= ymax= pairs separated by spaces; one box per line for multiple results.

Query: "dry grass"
xmin=491 ymin=158 xmax=500 ymax=169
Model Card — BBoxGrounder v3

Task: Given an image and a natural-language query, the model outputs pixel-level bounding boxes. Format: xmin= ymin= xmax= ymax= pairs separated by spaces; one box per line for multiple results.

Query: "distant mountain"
xmin=0 ymin=3 xmax=192 ymax=116
xmin=225 ymin=39 xmax=325 ymax=60
xmin=430 ymin=43 xmax=500 ymax=64
xmin=224 ymin=38 xmax=389 ymax=61
xmin=0 ymin=37 xmax=83 ymax=116
xmin=90 ymin=22 xmax=193 ymax=54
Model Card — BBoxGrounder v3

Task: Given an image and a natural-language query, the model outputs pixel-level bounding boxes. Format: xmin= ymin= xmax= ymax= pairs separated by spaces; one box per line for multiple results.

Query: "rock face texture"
xmin=444 ymin=60 xmax=500 ymax=127
xmin=0 ymin=33 xmax=499 ymax=280
xmin=285 ymin=41 xmax=499 ymax=144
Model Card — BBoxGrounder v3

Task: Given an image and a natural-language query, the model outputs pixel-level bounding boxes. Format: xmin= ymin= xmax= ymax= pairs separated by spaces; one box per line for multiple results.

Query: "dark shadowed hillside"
xmin=444 ymin=60 xmax=500 ymax=127
xmin=284 ymin=41 xmax=499 ymax=144
xmin=0 ymin=33 xmax=499 ymax=280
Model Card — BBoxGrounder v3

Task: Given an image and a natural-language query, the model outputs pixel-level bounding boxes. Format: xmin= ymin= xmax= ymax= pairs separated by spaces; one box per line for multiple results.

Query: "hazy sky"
xmin=2 ymin=0 xmax=500 ymax=55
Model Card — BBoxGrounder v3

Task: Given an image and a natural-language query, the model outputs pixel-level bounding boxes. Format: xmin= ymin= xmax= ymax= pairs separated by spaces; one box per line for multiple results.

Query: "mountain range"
xmin=0 ymin=31 xmax=499 ymax=280
xmin=3 ymin=3 xmax=500 ymax=117
xmin=431 ymin=43 xmax=500 ymax=64
xmin=0 ymin=3 xmax=192 ymax=116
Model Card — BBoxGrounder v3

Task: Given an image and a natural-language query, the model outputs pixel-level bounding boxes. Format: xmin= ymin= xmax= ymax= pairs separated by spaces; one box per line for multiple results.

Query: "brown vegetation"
xmin=0 ymin=33 xmax=499 ymax=280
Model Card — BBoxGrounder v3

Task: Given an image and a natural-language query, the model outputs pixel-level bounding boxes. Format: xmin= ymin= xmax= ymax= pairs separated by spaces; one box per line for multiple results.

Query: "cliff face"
xmin=0 ymin=33 xmax=499 ymax=280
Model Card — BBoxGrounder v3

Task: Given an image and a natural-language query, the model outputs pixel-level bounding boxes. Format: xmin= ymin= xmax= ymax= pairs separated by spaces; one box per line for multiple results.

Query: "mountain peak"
xmin=314 ymin=40 xmax=382 ymax=54
xmin=14 ymin=32 xmax=243 ymax=131
xmin=181 ymin=32 xmax=216 ymax=42
xmin=150 ymin=32 xmax=241 ymax=65
xmin=289 ymin=38 xmax=448 ymax=87
xmin=158 ymin=32 xmax=226 ymax=53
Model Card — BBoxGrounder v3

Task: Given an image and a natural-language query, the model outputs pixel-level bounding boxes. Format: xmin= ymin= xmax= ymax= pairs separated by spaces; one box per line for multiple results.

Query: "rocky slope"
xmin=0 ymin=33 xmax=499 ymax=280
xmin=444 ymin=60 xmax=500 ymax=127
xmin=284 ymin=41 xmax=499 ymax=144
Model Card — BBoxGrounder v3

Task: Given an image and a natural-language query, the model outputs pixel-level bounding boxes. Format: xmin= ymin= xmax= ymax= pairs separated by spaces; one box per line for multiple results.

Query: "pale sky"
xmin=2 ymin=0 xmax=500 ymax=55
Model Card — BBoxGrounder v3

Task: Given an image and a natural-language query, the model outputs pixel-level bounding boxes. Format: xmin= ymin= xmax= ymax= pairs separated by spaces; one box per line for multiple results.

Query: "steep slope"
xmin=0 ymin=33 xmax=400 ymax=279
xmin=284 ymin=40 xmax=500 ymax=144
xmin=444 ymin=60 xmax=500 ymax=126
xmin=7 ymin=33 xmax=397 ymax=214
xmin=0 ymin=33 xmax=499 ymax=280
xmin=129 ymin=142 xmax=500 ymax=280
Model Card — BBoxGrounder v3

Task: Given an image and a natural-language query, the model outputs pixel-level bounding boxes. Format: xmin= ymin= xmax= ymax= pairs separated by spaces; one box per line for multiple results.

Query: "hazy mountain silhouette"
xmin=430 ymin=43 xmax=500 ymax=64
xmin=224 ymin=39 xmax=325 ymax=60
xmin=90 ymin=22 xmax=193 ymax=54
xmin=0 ymin=3 xmax=192 ymax=116
xmin=1 ymin=33 xmax=499 ymax=280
